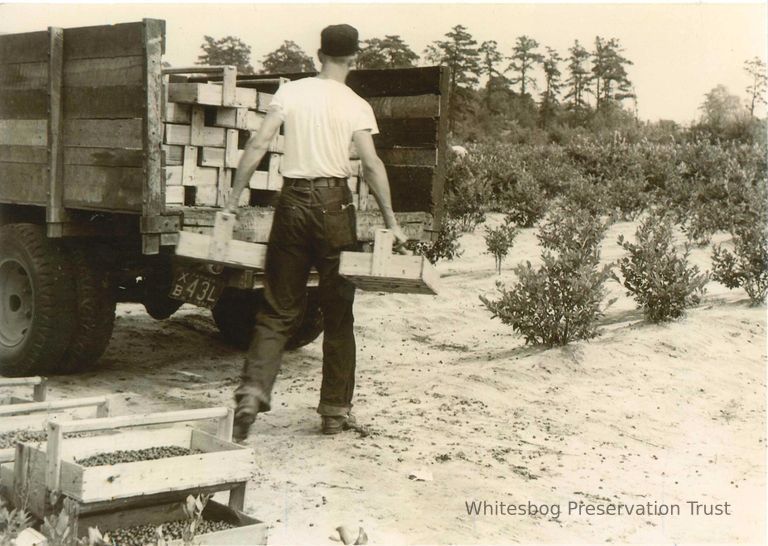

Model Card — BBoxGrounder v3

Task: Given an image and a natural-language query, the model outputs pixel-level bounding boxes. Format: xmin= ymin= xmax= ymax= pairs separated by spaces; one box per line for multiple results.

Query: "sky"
xmin=1 ymin=2 xmax=766 ymax=123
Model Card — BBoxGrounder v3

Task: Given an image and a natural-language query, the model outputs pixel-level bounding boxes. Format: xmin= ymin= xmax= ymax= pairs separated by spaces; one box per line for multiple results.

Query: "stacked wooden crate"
xmin=162 ymin=70 xmax=362 ymax=208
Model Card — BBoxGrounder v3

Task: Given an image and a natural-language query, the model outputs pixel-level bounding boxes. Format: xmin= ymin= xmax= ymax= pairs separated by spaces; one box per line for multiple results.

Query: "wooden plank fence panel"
xmin=0 ymin=120 xmax=47 ymax=146
xmin=0 ymin=145 xmax=47 ymax=164
xmin=63 ymin=165 xmax=144 ymax=211
xmin=63 ymin=22 xmax=147 ymax=60
xmin=0 ymin=62 xmax=47 ymax=89
xmin=374 ymin=118 xmax=438 ymax=149
xmin=0 ymin=89 xmax=47 ymax=119
xmin=0 ymin=163 xmax=48 ymax=203
xmin=368 ymin=95 xmax=439 ymax=118
xmin=63 ymin=56 xmax=144 ymax=87
xmin=64 ymin=147 xmax=144 ymax=167
xmin=63 ymin=119 xmax=143 ymax=149
xmin=388 ymin=165 xmax=435 ymax=212
xmin=0 ymin=32 xmax=49 ymax=64
xmin=378 ymin=148 xmax=437 ymax=167
xmin=64 ymin=86 xmax=145 ymax=119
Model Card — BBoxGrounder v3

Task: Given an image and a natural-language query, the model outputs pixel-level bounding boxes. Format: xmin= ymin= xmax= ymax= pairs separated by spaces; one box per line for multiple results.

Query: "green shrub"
xmin=615 ymin=214 xmax=709 ymax=322
xmin=712 ymin=202 xmax=768 ymax=305
xmin=481 ymin=207 xmax=611 ymax=346
xmin=499 ymin=172 xmax=548 ymax=228
xmin=411 ymin=217 xmax=463 ymax=265
xmin=559 ymin=175 xmax=606 ymax=217
xmin=444 ymin=152 xmax=487 ymax=232
xmin=484 ymin=217 xmax=519 ymax=274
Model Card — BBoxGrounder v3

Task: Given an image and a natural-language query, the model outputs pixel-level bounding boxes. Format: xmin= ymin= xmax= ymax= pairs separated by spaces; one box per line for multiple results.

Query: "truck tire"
xmin=142 ymin=270 xmax=183 ymax=320
xmin=57 ymin=247 xmax=116 ymax=373
xmin=212 ymin=288 xmax=323 ymax=351
xmin=0 ymin=224 xmax=77 ymax=376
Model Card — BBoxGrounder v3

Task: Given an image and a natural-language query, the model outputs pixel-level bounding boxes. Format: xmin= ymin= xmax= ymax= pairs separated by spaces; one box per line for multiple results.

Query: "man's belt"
xmin=284 ymin=177 xmax=348 ymax=189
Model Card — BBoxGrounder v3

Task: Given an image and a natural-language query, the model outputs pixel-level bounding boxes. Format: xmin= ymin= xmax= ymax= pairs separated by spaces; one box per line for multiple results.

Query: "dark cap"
xmin=320 ymin=24 xmax=360 ymax=57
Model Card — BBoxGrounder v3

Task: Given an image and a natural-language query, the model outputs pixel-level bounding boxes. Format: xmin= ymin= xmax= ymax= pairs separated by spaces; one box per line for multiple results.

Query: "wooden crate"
xmin=10 ymin=407 xmax=252 ymax=519
xmin=0 ymin=376 xmax=46 ymax=405
xmin=77 ymin=499 xmax=268 ymax=545
xmin=340 ymin=229 xmax=439 ymax=295
xmin=0 ymin=394 xmax=110 ymax=503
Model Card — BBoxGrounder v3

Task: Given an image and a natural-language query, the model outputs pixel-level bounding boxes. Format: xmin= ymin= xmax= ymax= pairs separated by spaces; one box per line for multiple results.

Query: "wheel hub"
xmin=0 ymin=259 xmax=33 ymax=347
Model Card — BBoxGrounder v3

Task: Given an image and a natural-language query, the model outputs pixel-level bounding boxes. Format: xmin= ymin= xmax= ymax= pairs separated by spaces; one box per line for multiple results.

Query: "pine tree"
xmin=478 ymin=40 xmax=506 ymax=110
xmin=540 ymin=47 xmax=563 ymax=127
xmin=564 ymin=40 xmax=591 ymax=111
xmin=591 ymin=37 xmax=634 ymax=109
xmin=507 ymin=36 xmax=544 ymax=97
xmin=744 ymin=57 xmax=767 ymax=117
xmin=424 ymin=25 xmax=482 ymax=132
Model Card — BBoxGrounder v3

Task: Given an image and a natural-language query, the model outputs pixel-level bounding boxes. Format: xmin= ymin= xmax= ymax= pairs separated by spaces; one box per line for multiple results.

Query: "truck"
xmin=0 ymin=19 xmax=449 ymax=376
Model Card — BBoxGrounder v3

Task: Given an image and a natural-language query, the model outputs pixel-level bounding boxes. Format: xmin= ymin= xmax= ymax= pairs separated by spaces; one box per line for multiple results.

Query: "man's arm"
xmin=352 ymin=130 xmax=407 ymax=247
xmin=224 ymin=112 xmax=284 ymax=212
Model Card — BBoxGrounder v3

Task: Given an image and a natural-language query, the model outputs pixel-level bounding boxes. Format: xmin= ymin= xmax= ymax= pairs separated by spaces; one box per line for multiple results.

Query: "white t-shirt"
xmin=267 ymin=77 xmax=379 ymax=179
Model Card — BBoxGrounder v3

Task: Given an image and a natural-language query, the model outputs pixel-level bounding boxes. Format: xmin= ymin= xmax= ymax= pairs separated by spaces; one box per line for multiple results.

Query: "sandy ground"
xmin=20 ymin=215 xmax=767 ymax=545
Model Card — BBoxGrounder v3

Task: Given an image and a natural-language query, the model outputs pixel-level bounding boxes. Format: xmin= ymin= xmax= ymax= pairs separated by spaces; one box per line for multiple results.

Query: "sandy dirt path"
xmin=32 ymin=216 xmax=766 ymax=545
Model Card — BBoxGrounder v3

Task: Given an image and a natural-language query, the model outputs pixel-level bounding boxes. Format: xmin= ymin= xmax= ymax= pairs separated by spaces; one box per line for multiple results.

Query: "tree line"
xmin=196 ymin=27 xmax=767 ymax=143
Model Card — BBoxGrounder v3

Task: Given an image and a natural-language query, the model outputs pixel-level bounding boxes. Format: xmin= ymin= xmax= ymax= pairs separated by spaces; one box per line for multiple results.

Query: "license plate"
xmin=168 ymin=270 xmax=224 ymax=308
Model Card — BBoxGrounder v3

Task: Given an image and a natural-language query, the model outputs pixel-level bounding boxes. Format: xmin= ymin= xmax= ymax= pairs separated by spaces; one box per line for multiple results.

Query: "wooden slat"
xmin=57 ymin=407 xmax=231 ymax=434
xmin=0 ymin=396 xmax=107 ymax=418
xmin=64 ymin=147 xmax=143 ymax=167
xmin=63 ymin=165 xmax=143 ymax=212
xmin=432 ymin=65 xmax=450 ymax=232
xmin=163 ymin=165 xmax=219 ymax=186
xmin=141 ymin=17 xmax=166 ymax=255
xmin=0 ymin=31 xmax=49 ymax=64
xmin=168 ymin=83 xmax=258 ymax=109
xmin=63 ymin=22 xmax=147 ymax=60
xmin=0 ymin=120 xmax=47 ymax=146
xmin=368 ymin=95 xmax=440 ymax=118
xmin=378 ymin=148 xmax=437 ymax=167
xmin=0 ymin=145 xmax=47 ymax=164
xmin=0 ymin=62 xmax=47 ymax=89
xmin=0 ymin=376 xmax=45 ymax=387
xmin=163 ymin=144 xmax=184 ymax=166
xmin=388 ymin=165 xmax=435 ymax=212
xmin=163 ymin=123 xmax=225 ymax=147
xmin=46 ymin=27 xmax=68 ymax=231
xmin=164 ymin=102 xmax=190 ymax=124
xmin=0 ymin=163 xmax=47 ymax=203
xmin=63 ymin=119 xmax=142 ymax=149
xmin=213 ymin=108 xmax=264 ymax=130
xmin=64 ymin=56 xmax=144 ymax=87
xmin=64 ymin=86 xmax=144 ymax=119
xmin=175 ymin=231 xmax=267 ymax=269
xmin=69 ymin=448 xmax=254 ymax=503
xmin=0 ymin=89 xmax=47 ymax=119
xmin=375 ymin=118 xmax=437 ymax=148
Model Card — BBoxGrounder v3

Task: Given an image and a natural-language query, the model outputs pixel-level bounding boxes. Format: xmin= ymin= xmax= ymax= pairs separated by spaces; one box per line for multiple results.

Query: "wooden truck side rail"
xmin=0 ymin=20 xmax=448 ymax=255
xmin=0 ymin=20 xmax=178 ymax=253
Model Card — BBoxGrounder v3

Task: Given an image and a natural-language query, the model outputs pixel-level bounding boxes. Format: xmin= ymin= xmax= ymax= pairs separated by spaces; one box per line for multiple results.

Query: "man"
xmin=224 ymin=23 xmax=407 ymax=442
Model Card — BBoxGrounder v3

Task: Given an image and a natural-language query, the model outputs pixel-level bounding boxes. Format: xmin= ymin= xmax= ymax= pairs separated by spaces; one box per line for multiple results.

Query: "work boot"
xmin=233 ymin=395 xmax=259 ymax=443
xmin=321 ymin=413 xmax=357 ymax=435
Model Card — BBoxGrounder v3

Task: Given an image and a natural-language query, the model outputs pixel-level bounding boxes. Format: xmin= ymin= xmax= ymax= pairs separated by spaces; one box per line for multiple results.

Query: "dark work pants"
xmin=234 ymin=184 xmax=357 ymax=417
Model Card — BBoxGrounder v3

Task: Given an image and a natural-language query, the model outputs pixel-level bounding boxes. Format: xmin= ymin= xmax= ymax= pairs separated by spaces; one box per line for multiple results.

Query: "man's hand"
xmin=390 ymin=225 xmax=409 ymax=255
